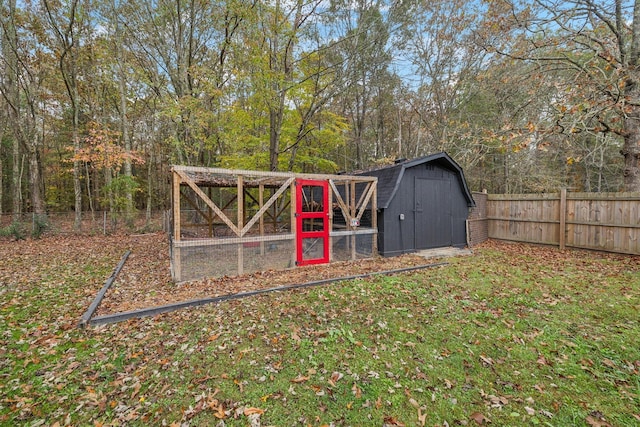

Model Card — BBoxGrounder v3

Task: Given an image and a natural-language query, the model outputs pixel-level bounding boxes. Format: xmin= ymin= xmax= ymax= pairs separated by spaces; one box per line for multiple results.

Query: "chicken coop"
xmin=170 ymin=165 xmax=378 ymax=282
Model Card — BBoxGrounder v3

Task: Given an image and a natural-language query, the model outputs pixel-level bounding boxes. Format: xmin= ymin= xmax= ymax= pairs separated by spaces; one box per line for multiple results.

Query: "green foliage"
xmin=0 ymin=215 xmax=50 ymax=239
xmin=103 ymin=175 xmax=140 ymax=228
xmin=0 ymin=221 xmax=26 ymax=240
xmin=31 ymin=214 xmax=49 ymax=239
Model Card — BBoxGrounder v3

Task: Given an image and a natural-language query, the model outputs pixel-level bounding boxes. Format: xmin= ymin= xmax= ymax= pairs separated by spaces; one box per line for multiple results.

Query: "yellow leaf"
xmin=213 ymin=404 xmax=226 ymax=419
xmin=260 ymin=393 xmax=272 ymax=402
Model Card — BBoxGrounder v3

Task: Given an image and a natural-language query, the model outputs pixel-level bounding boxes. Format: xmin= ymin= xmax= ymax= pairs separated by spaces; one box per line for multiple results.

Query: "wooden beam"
xmin=351 ymin=181 xmax=356 ymax=260
xmin=172 ymin=170 xmax=182 ymax=281
xmin=171 ymin=164 xmax=377 ymax=184
xmin=355 ymin=182 xmax=375 ymax=222
xmin=181 ymin=189 xmax=212 ymax=223
xmin=259 ymin=184 xmax=265 ymax=254
xmin=241 ymin=177 xmax=294 ymax=237
xmin=371 ymin=183 xmax=377 ymax=255
xmin=238 ymin=175 xmax=244 ymax=275
xmin=173 ymin=233 xmax=295 ymax=248
xmin=174 ymin=169 xmax=240 ymax=235
xmin=328 ymin=183 xmax=334 ymax=262
xmin=291 ymin=179 xmax=297 ymax=266
xmin=172 ymin=170 xmax=181 ymax=241
xmin=329 ymin=180 xmax=351 ymax=223
xmin=559 ymin=188 xmax=567 ymax=250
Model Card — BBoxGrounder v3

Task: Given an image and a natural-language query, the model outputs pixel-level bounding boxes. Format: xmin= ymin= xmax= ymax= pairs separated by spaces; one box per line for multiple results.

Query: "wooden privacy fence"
xmin=487 ymin=190 xmax=640 ymax=255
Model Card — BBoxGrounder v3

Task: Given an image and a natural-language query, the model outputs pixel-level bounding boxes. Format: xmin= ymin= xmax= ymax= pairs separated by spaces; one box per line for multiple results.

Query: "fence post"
xmin=559 ymin=188 xmax=567 ymax=250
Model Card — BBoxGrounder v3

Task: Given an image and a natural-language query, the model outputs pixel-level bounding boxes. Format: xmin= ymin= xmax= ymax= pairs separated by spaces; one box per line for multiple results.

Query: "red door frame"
xmin=295 ymin=179 xmax=330 ymax=266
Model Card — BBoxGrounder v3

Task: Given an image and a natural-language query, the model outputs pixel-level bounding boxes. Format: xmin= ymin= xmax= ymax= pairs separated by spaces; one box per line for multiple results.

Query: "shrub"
xmin=0 ymin=221 xmax=26 ymax=240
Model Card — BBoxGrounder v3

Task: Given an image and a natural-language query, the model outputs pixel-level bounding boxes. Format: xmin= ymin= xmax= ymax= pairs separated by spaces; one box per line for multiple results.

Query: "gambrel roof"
xmin=357 ymin=152 xmax=475 ymax=209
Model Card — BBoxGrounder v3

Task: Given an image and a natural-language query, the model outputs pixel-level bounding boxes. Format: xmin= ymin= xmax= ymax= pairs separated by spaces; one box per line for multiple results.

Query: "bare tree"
xmin=0 ymin=0 xmax=47 ymax=216
xmin=479 ymin=0 xmax=640 ymax=191
xmin=42 ymin=0 xmax=85 ymax=228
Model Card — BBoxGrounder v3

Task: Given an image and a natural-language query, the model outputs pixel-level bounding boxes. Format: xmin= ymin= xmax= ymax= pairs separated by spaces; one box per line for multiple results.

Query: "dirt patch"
xmin=93 ymin=233 xmax=441 ymax=316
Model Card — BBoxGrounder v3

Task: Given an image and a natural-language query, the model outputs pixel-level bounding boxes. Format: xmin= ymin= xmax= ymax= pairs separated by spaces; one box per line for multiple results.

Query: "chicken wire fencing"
xmin=170 ymin=231 xmax=376 ymax=282
xmin=0 ymin=211 xmax=167 ymax=237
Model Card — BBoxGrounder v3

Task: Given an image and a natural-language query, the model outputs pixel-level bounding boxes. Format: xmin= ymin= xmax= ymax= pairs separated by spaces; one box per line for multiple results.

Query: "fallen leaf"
xmin=382 ymin=415 xmax=405 ymax=426
xmin=479 ymin=355 xmax=494 ymax=366
xmin=290 ymin=375 xmax=309 ymax=383
xmin=470 ymin=411 xmax=490 ymax=425
xmin=290 ymin=328 xmax=301 ymax=344
xmin=586 ymin=414 xmax=612 ymax=427
xmin=328 ymin=371 xmax=343 ymax=386
xmin=243 ymin=407 xmax=265 ymax=416
xmin=351 ymin=383 xmax=362 ymax=398
xmin=539 ymin=409 xmax=554 ymax=418
xmin=375 ymin=396 xmax=383 ymax=409
xmin=601 ymin=359 xmax=616 ymax=368
xmin=417 ymin=408 xmax=427 ymax=426
xmin=213 ymin=404 xmax=226 ymax=419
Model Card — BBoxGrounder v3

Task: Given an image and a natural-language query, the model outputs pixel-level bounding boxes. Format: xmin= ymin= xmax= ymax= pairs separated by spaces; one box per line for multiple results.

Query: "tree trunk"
xmin=0 ymin=127 xmax=3 ymax=213
xmin=12 ymin=132 xmax=22 ymax=220
xmin=624 ymin=0 xmax=640 ymax=190
xmin=27 ymin=141 xmax=45 ymax=215
xmin=43 ymin=0 xmax=83 ymax=229
xmin=4 ymin=0 xmax=22 ymax=219
xmin=621 ymin=118 xmax=640 ymax=192
xmin=117 ymin=45 xmax=134 ymax=221
xmin=71 ymin=57 xmax=83 ymax=230
xmin=146 ymin=149 xmax=153 ymax=224
xmin=269 ymin=107 xmax=283 ymax=171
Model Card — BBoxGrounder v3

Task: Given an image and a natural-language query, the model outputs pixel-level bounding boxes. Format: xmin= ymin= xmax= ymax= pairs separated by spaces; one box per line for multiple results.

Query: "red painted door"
xmin=296 ymin=179 xmax=329 ymax=266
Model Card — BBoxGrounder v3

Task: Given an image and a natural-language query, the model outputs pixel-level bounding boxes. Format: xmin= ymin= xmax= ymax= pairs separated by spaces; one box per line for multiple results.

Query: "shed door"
xmin=295 ymin=179 xmax=330 ymax=266
xmin=414 ymin=177 xmax=452 ymax=249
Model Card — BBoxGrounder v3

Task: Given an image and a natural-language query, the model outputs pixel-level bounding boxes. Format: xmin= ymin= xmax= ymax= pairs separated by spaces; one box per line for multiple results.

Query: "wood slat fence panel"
xmin=487 ymin=192 xmax=640 ymax=255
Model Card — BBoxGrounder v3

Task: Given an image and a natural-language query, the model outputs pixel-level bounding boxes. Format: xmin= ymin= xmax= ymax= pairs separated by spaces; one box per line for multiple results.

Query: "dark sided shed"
xmin=357 ymin=152 xmax=475 ymax=256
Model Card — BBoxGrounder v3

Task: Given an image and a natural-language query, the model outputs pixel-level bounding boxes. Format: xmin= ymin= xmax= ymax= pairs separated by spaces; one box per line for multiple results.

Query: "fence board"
xmin=487 ymin=192 xmax=640 ymax=255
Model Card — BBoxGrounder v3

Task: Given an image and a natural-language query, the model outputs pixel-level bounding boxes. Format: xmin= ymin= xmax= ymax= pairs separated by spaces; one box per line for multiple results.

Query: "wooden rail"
xmin=487 ymin=191 xmax=640 ymax=255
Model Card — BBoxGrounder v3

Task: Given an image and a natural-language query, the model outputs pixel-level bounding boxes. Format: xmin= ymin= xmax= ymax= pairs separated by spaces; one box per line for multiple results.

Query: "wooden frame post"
xmin=237 ymin=175 xmax=244 ymax=275
xmin=328 ymin=180 xmax=334 ymax=261
xmin=172 ymin=170 xmax=181 ymax=241
xmin=290 ymin=179 xmax=297 ymax=266
xmin=259 ymin=183 xmax=265 ymax=255
xmin=372 ymin=182 xmax=378 ymax=255
xmin=350 ymin=181 xmax=356 ymax=260
xmin=559 ymin=188 xmax=567 ymax=250
xmin=172 ymin=170 xmax=182 ymax=281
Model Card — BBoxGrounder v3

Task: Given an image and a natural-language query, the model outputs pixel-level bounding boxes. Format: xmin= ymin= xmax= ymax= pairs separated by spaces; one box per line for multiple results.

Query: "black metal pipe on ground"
xmin=88 ymin=261 xmax=449 ymax=327
xmin=78 ymin=250 xmax=131 ymax=328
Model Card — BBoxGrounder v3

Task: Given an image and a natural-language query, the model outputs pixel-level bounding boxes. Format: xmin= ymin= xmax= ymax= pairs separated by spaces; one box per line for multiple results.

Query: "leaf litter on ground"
xmin=1 ymin=234 xmax=639 ymax=426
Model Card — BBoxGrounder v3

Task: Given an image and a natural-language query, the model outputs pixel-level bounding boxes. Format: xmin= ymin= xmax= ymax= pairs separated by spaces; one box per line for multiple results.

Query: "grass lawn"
xmin=1 ymin=236 xmax=639 ymax=426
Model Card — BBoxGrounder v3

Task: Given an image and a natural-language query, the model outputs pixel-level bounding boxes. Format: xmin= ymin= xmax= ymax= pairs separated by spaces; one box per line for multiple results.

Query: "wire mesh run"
xmin=174 ymin=237 xmax=295 ymax=282
xmin=331 ymin=231 xmax=375 ymax=262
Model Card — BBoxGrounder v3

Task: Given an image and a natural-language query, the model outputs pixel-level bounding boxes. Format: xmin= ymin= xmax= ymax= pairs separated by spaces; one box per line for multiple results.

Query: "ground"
xmin=89 ymin=233 xmax=433 ymax=317
xmin=1 ymin=233 xmax=639 ymax=426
